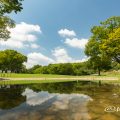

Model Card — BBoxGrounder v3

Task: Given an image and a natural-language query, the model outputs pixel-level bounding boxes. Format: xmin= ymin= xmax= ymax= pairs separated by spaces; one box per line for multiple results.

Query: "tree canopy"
xmin=0 ymin=0 xmax=23 ymax=14
xmin=0 ymin=49 xmax=27 ymax=72
xmin=0 ymin=0 xmax=24 ymax=40
xmin=85 ymin=16 xmax=120 ymax=75
xmin=28 ymin=62 xmax=94 ymax=76
xmin=91 ymin=16 xmax=120 ymax=63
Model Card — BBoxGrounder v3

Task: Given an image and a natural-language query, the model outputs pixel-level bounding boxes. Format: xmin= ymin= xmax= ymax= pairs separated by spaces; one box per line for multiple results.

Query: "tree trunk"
xmin=98 ymin=68 xmax=101 ymax=76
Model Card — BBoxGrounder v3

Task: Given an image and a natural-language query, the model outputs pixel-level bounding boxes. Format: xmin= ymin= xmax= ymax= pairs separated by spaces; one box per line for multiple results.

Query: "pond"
xmin=0 ymin=81 xmax=120 ymax=120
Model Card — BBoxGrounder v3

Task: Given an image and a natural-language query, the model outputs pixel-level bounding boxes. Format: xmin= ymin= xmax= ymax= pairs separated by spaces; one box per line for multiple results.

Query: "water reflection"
xmin=22 ymin=88 xmax=92 ymax=120
xmin=0 ymin=81 xmax=120 ymax=120
xmin=22 ymin=89 xmax=56 ymax=106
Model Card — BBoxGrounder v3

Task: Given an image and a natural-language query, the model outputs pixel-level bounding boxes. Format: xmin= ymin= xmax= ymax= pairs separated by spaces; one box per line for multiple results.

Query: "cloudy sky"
xmin=0 ymin=0 xmax=120 ymax=68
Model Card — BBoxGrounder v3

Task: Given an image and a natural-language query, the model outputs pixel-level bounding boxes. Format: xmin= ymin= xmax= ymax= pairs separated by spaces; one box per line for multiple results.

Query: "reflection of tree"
xmin=0 ymin=85 xmax=26 ymax=109
xmin=29 ymin=82 xmax=76 ymax=94
xmin=29 ymin=81 xmax=104 ymax=95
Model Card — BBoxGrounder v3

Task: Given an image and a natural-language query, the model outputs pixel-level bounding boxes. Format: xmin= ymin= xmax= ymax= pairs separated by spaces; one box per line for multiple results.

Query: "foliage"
xmin=0 ymin=0 xmax=24 ymax=40
xmin=85 ymin=37 xmax=112 ymax=75
xmin=0 ymin=16 xmax=15 ymax=40
xmin=100 ymin=27 xmax=120 ymax=63
xmin=0 ymin=0 xmax=23 ymax=14
xmin=27 ymin=65 xmax=41 ymax=74
xmin=29 ymin=62 xmax=94 ymax=76
xmin=48 ymin=63 xmax=74 ymax=75
xmin=0 ymin=49 xmax=27 ymax=72
xmin=85 ymin=16 xmax=120 ymax=75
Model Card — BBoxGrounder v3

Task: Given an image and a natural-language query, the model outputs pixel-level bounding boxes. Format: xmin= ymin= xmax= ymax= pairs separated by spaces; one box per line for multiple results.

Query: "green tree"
xmin=0 ymin=0 xmax=23 ymax=14
xmin=90 ymin=16 xmax=120 ymax=63
xmin=57 ymin=63 xmax=74 ymax=75
xmin=85 ymin=16 xmax=120 ymax=75
xmin=0 ymin=0 xmax=24 ymax=40
xmin=72 ymin=62 xmax=93 ymax=76
xmin=100 ymin=27 xmax=120 ymax=63
xmin=27 ymin=65 xmax=42 ymax=74
xmin=0 ymin=49 xmax=27 ymax=72
xmin=85 ymin=36 xmax=111 ymax=75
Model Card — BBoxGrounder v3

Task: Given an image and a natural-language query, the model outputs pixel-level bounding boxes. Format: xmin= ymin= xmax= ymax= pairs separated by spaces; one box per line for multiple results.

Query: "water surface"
xmin=0 ymin=81 xmax=120 ymax=120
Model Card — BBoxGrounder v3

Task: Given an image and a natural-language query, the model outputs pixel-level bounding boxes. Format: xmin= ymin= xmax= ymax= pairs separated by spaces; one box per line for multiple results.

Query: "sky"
xmin=0 ymin=0 xmax=120 ymax=68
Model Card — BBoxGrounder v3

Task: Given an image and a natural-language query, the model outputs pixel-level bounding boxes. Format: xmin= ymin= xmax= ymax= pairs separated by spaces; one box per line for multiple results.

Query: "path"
xmin=4 ymin=77 xmax=119 ymax=81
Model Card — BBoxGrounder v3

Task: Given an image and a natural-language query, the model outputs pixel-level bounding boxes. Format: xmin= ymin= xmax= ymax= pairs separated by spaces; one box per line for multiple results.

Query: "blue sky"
xmin=0 ymin=0 xmax=120 ymax=67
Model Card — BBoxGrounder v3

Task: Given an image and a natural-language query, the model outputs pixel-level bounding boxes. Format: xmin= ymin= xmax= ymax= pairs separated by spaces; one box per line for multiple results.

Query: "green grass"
xmin=101 ymin=71 xmax=120 ymax=78
xmin=0 ymin=79 xmax=120 ymax=85
xmin=0 ymin=71 xmax=120 ymax=85
xmin=0 ymin=79 xmax=77 ymax=85
xmin=1 ymin=72 xmax=120 ymax=78
xmin=0 ymin=73 xmax=79 ymax=78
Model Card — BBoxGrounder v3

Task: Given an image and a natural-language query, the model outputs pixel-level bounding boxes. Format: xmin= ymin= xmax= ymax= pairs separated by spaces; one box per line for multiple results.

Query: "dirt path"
xmin=4 ymin=77 xmax=119 ymax=81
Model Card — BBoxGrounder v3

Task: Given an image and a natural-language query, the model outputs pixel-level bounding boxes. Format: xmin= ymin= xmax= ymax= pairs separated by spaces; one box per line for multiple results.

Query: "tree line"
xmin=27 ymin=62 xmax=93 ymax=75
xmin=26 ymin=61 xmax=119 ymax=76
xmin=0 ymin=49 xmax=119 ymax=75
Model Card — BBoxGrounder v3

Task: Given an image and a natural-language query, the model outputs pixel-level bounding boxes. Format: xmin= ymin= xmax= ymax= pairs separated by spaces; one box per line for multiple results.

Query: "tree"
xmin=0 ymin=0 xmax=24 ymax=40
xmin=57 ymin=63 xmax=74 ymax=75
xmin=90 ymin=16 xmax=120 ymax=63
xmin=72 ymin=62 xmax=94 ymax=75
xmin=100 ymin=27 xmax=120 ymax=63
xmin=85 ymin=36 xmax=111 ymax=75
xmin=0 ymin=49 xmax=27 ymax=72
xmin=0 ymin=0 xmax=23 ymax=14
xmin=27 ymin=65 xmax=42 ymax=74
xmin=85 ymin=16 xmax=120 ymax=75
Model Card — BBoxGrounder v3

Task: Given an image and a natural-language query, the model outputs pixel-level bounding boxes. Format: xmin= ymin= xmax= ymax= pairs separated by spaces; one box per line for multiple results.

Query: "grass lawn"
xmin=0 ymin=73 xmax=79 ymax=78
xmin=0 ymin=71 xmax=120 ymax=85
xmin=0 ymin=79 xmax=78 ymax=85
xmin=101 ymin=71 xmax=120 ymax=78
xmin=1 ymin=71 xmax=120 ymax=78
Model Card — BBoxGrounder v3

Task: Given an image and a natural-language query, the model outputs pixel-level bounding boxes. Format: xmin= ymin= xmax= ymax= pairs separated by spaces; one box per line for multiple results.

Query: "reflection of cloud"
xmin=22 ymin=88 xmax=93 ymax=120
xmin=22 ymin=88 xmax=92 ymax=106
xmin=22 ymin=88 xmax=55 ymax=106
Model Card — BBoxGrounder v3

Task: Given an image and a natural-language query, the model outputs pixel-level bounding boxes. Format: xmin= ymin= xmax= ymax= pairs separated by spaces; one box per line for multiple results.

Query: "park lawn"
xmin=3 ymin=73 xmax=81 ymax=78
xmin=0 ymin=72 xmax=120 ymax=85
xmin=2 ymin=72 xmax=120 ymax=78
xmin=101 ymin=71 xmax=120 ymax=78
xmin=0 ymin=79 xmax=77 ymax=85
xmin=0 ymin=79 xmax=120 ymax=85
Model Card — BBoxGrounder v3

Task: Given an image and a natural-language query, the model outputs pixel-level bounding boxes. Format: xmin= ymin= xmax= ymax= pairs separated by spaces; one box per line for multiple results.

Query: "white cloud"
xmin=0 ymin=39 xmax=24 ymax=48
xmin=52 ymin=47 xmax=72 ymax=63
xmin=30 ymin=43 xmax=40 ymax=49
xmin=0 ymin=22 xmax=41 ymax=48
xmin=58 ymin=29 xmax=76 ymax=37
xmin=24 ymin=49 xmax=88 ymax=68
xmin=24 ymin=52 xmax=54 ymax=68
xmin=65 ymin=38 xmax=88 ymax=49
xmin=52 ymin=47 xmax=88 ymax=64
xmin=73 ymin=57 xmax=89 ymax=63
